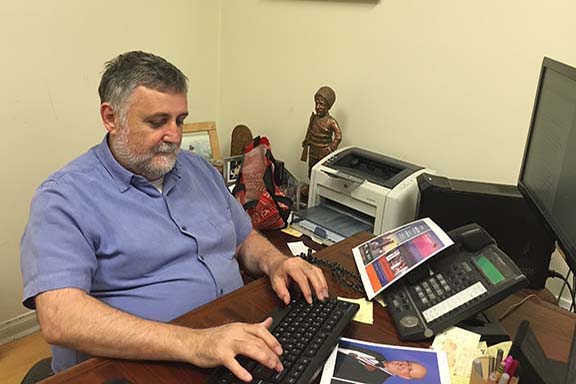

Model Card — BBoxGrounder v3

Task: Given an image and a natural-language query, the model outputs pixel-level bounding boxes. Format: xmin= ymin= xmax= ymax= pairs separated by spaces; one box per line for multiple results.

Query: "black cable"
xmin=299 ymin=249 xmax=365 ymax=295
xmin=570 ymin=270 xmax=576 ymax=314
xmin=548 ymin=269 xmax=576 ymax=312
xmin=557 ymin=268 xmax=575 ymax=312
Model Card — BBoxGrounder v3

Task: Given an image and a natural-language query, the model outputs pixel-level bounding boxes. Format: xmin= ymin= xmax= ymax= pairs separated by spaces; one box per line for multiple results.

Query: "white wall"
xmin=218 ymin=0 xmax=576 ymax=184
xmin=0 ymin=1 xmax=221 ymax=325
xmin=217 ymin=0 xmax=575 ymax=304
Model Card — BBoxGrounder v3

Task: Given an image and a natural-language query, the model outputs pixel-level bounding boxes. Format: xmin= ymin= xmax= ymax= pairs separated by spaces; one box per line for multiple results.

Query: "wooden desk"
xmin=40 ymin=232 xmax=575 ymax=383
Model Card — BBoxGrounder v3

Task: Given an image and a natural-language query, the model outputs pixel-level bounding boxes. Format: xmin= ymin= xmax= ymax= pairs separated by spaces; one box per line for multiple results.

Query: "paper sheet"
xmin=287 ymin=241 xmax=310 ymax=256
xmin=338 ymin=296 xmax=373 ymax=325
xmin=321 ymin=337 xmax=451 ymax=384
xmin=431 ymin=326 xmax=482 ymax=383
xmin=352 ymin=218 xmax=454 ymax=300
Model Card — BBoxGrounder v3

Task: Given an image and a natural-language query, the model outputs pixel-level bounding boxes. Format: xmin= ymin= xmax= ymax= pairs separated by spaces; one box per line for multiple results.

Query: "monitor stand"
xmin=509 ymin=320 xmax=570 ymax=384
xmin=457 ymin=311 xmax=510 ymax=345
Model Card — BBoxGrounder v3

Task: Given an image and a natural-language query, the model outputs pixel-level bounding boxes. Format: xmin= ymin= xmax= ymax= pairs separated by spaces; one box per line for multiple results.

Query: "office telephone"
xmin=383 ymin=223 xmax=528 ymax=341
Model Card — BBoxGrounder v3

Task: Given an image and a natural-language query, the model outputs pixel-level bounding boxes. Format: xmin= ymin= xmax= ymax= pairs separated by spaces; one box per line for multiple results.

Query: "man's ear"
xmin=100 ymin=102 xmax=119 ymax=134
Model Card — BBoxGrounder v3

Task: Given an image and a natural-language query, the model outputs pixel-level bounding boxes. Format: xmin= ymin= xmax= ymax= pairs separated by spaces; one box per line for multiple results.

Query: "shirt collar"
xmin=94 ymin=135 xmax=182 ymax=193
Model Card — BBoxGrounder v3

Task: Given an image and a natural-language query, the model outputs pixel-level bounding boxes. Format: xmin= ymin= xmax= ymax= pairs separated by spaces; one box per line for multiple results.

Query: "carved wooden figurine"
xmin=301 ymin=86 xmax=342 ymax=177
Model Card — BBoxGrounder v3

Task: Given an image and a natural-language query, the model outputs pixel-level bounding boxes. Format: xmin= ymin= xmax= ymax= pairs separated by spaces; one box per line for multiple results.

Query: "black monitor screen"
xmin=518 ymin=57 xmax=576 ymax=273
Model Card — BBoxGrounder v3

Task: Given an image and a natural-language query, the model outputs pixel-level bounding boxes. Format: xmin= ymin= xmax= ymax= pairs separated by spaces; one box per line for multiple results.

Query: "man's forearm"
xmin=237 ymin=230 xmax=288 ymax=277
xmin=36 ymin=288 xmax=197 ymax=364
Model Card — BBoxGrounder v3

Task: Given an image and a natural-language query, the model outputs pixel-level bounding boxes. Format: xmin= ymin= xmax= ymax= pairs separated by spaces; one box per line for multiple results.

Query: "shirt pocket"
xmin=199 ymin=206 xmax=237 ymax=260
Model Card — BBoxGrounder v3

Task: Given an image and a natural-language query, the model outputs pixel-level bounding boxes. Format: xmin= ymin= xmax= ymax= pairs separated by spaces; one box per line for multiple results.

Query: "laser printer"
xmin=291 ymin=146 xmax=434 ymax=245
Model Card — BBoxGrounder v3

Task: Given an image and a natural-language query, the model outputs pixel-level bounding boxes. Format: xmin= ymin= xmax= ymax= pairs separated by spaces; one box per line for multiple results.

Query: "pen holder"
xmin=470 ymin=356 xmax=518 ymax=384
xmin=470 ymin=356 xmax=491 ymax=384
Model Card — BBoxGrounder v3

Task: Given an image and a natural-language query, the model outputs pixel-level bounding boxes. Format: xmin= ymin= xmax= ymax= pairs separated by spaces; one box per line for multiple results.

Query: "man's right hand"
xmin=36 ymin=289 xmax=283 ymax=383
xmin=188 ymin=317 xmax=283 ymax=382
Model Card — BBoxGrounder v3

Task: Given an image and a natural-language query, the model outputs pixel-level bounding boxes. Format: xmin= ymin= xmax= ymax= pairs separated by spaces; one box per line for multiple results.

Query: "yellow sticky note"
xmin=338 ymin=297 xmax=373 ymax=325
xmin=281 ymin=226 xmax=303 ymax=237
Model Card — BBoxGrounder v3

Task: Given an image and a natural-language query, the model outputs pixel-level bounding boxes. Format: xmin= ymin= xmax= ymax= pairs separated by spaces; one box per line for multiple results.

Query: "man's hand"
xmin=236 ymin=230 xmax=329 ymax=305
xmin=267 ymin=255 xmax=328 ymax=305
xmin=189 ymin=317 xmax=283 ymax=382
xmin=36 ymin=289 xmax=285 ymax=383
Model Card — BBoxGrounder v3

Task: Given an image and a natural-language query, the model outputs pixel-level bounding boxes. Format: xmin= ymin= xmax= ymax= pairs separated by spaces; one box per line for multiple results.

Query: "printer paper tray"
xmin=291 ymin=203 xmax=373 ymax=244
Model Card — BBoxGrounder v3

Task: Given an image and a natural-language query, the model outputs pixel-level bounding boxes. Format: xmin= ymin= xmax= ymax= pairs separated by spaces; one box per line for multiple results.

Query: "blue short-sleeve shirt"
xmin=21 ymin=136 xmax=252 ymax=372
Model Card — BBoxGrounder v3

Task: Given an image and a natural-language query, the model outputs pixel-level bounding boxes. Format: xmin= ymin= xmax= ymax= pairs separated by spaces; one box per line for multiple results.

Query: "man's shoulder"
xmin=39 ymin=146 xmax=104 ymax=191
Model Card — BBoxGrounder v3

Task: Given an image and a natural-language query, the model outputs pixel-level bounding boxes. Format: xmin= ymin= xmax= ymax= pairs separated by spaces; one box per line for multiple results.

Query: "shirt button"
xmin=182 ymin=225 xmax=187 ymax=231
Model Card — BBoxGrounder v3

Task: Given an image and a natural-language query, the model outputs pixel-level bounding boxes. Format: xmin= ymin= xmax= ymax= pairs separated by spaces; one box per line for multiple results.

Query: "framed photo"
xmin=223 ymin=155 xmax=243 ymax=185
xmin=280 ymin=168 xmax=304 ymax=211
xmin=181 ymin=121 xmax=221 ymax=160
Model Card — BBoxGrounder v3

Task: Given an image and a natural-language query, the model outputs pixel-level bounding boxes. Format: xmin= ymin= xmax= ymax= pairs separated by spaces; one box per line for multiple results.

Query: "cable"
xmin=497 ymin=294 xmax=540 ymax=321
xmin=548 ymin=269 xmax=576 ymax=312
xmin=567 ymin=270 xmax=576 ymax=312
xmin=557 ymin=269 xmax=575 ymax=311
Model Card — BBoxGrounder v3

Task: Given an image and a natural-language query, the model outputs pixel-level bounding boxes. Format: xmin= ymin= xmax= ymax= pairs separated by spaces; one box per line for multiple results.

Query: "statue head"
xmin=314 ymin=86 xmax=336 ymax=116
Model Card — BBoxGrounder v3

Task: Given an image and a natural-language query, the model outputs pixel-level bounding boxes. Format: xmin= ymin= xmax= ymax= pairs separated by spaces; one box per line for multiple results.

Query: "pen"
xmin=508 ymin=359 xmax=519 ymax=378
xmin=495 ymin=360 xmax=506 ymax=382
xmin=503 ymin=357 xmax=513 ymax=374
xmin=488 ymin=371 xmax=498 ymax=384
xmin=473 ymin=359 xmax=483 ymax=379
xmin=498 ymin=372 xmax=510 ymax=384
xmin=495 ymin=349 xmax=504 ymax=368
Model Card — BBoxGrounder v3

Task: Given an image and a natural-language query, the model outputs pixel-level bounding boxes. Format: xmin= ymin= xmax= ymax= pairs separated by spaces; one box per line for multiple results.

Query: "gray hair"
xmin=98 ymin=51 xmax=188 ymax=121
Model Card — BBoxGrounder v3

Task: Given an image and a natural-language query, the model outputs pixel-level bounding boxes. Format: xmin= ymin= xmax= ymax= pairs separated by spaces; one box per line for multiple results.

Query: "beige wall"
xmin=217 ymin=1 xmax=575 ymax=305
xmin=0 ymin=1 xmax=221 ymax=323
xmin=218 ymin=0 xmax=576 ymax=185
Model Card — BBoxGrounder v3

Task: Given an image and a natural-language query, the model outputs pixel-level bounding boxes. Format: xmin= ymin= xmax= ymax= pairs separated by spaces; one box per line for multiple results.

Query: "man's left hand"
xmin=237 ymin=230 xmax=329 ymax=305
xmin=267 ymin=255 xmax=328 ymax=305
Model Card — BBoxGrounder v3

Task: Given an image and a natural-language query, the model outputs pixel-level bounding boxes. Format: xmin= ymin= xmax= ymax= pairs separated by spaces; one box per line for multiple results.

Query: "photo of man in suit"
xmin=332 ymin=345 xmax=428 ymax=383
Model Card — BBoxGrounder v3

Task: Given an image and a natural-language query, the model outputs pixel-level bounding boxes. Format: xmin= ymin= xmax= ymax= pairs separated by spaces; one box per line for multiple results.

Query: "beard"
xmin=111 ymin=126 xmax=180 ymax=180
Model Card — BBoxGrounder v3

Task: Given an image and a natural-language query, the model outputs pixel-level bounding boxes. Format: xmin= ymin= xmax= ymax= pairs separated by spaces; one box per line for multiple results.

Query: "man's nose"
xmin=163 ymin=120 xmax=182 ymax=143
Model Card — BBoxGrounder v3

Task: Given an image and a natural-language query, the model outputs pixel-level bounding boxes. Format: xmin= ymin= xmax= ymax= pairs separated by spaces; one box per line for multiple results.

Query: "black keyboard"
xmin=206 ymin=297 xmax=359 ymax=384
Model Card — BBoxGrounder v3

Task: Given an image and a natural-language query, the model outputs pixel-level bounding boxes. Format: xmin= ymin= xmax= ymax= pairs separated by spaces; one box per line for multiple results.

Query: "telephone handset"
xmin=383 ymin=223 xmax=528 ymax=341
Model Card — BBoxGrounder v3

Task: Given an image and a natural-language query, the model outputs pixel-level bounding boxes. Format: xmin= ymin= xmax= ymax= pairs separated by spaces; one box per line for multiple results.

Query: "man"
xmin=20 ymin=51 xmax=328 ymax=383
xmin=300 ymin=86 xmax=342 ymax=176
xmin=332 ymin=346 xmax=428 ymax=383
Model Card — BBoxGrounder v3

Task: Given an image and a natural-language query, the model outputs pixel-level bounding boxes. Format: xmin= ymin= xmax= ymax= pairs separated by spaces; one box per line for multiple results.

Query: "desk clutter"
xmin=432 ymin=326 xmax=515 ymax=384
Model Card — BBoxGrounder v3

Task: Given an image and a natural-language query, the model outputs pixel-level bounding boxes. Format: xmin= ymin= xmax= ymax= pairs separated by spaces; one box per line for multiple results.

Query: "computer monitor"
xmin=518 ymin=57 xmax=576 ymax=278
xmin=517 ymin=56 xmax=576 ymax=384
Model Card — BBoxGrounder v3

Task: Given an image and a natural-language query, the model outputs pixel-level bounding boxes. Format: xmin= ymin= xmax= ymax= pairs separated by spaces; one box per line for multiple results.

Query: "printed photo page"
xmin=352 ymin=218 xmax=453 ymax=300
xmin=320 ymin=337 xmax=450 ymax=384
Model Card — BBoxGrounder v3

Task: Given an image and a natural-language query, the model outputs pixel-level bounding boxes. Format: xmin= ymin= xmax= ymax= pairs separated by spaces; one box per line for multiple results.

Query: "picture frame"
xmin=223 ymin=155 xmax=243 ymax=185
xmin=181 ymin=121 xmax=221 ymax=161
xmin=280 ymin=167 xmax=304 ymax=211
